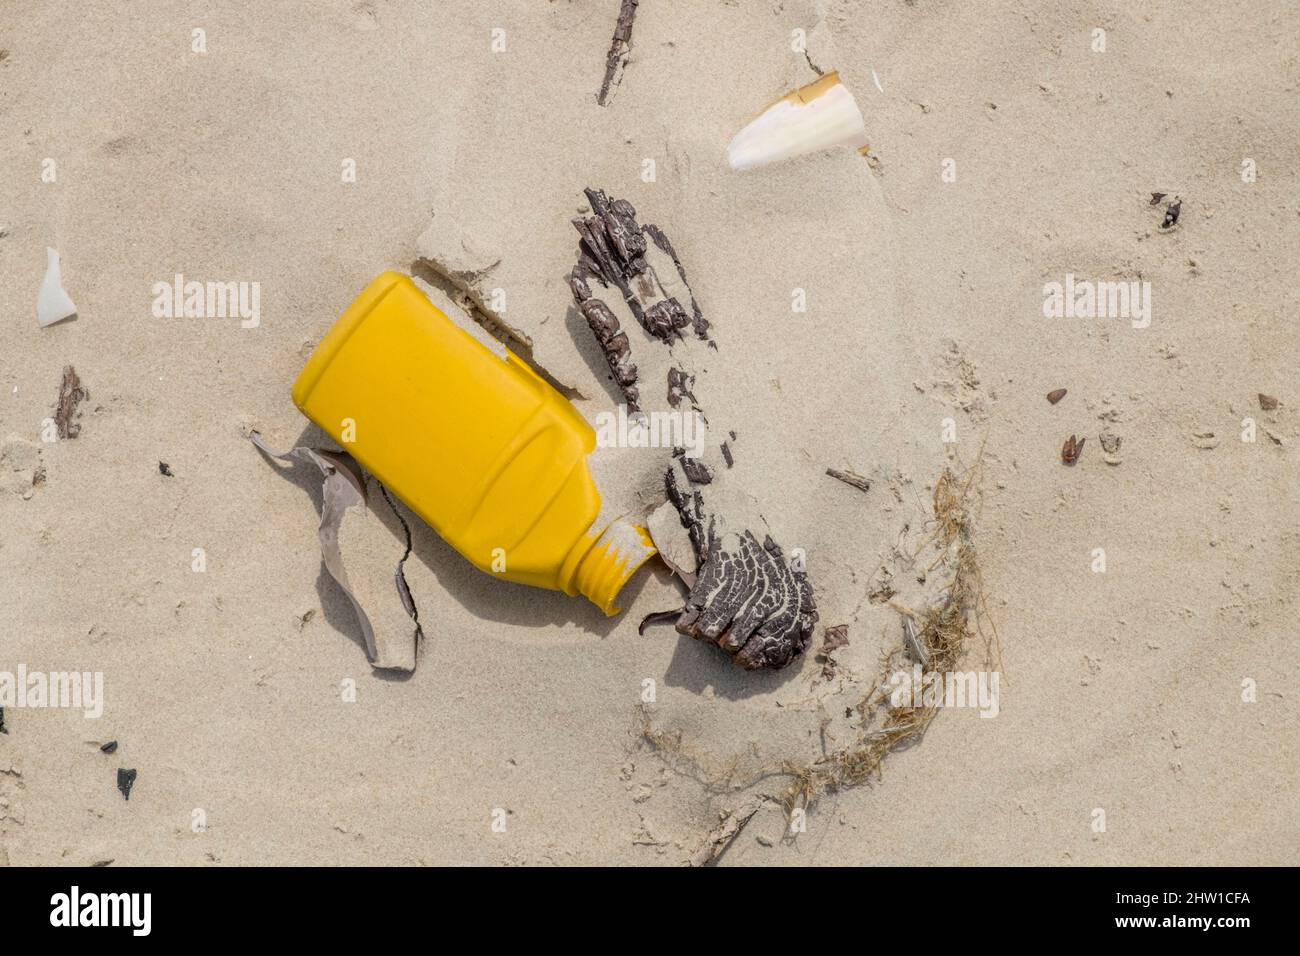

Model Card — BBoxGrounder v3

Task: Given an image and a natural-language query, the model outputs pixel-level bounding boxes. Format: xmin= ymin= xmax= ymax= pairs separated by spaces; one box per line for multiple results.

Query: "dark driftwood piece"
xmin=597 ymin=0 xmax=639 ymax=106
xmin=826 ymin=467 xmax=871 ymax=493
xmin=678 ymin=452 xmax=714 ymax=486
xmin=667 ymin=367 xmax=695 ymax=408
xmin=54 ymin=365 xmax=88 ymax=439
xmin=570 ymin=187 xmax=817 ymax=671
xmin=644 ymin=223 xmax=710 ymax=341
xmin=571 ymin=187 xmax=709 ymax=411
xmin=666 ymin=466 xmax=816 ymax=670
xmin=574 ymin=188 xmax=700 ymax=345
xmin=570 ymin=271 xmax=640 ymax=409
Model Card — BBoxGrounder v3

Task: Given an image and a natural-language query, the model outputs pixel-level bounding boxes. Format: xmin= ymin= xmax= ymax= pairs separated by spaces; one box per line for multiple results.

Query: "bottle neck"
xmin=566 ymin=517 xmax=657 ymax=616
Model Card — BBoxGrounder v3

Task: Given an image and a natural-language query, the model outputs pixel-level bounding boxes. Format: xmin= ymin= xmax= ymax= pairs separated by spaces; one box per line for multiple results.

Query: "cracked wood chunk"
xmin=643 ymin=224 xmax=710 ymax=342
xmin=570 ymin=272 xmax=640 ymax=408
xmin=667 ymin=367 xmax=696 ymax=409
xmin=573 ymin=185 xmax=816 ymax=672
xmin=665 ymin=465 xmax=816 ymax=670
xmin=572 ymin=188 xmax=707 ymax=347
xmin=678 ymin=453 xmax=714 ymax=486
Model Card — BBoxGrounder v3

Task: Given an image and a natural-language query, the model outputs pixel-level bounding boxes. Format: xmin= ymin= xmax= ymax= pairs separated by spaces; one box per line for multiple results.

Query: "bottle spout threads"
xmin=572 ymin=517 xmax=658 ymax=616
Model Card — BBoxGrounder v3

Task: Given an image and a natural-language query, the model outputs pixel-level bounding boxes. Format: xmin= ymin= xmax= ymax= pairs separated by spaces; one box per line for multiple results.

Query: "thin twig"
xmin=826 ymin=467 xmax=871 ymax=493
xmin=687 ymin=800 xmax=762 ymax=867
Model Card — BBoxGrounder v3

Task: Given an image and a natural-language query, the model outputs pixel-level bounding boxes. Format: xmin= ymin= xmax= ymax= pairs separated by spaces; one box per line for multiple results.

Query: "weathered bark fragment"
xmin=569 ymin=187 xmax=818 ymax=671
xmin=826 ymin=466 xmax=871 ymax=493
xmin=570 ymin=271 xmax=640 ymax=409
xmin=667 ymin=367 xmax=696 ymax=409
xmin=644 ymin=223 xmax=710 ymax=342
xmin=677 ymin=452 xmax=714 ymax=486
xmin=665 ymin=459 xmax=815 ymax=670
xmin=597 ymin=0 xmax=639 ymax=107
xmin=573 ymin=188 xmax=699 ymax=346
xmin=54 ymin=365 xmax=88 ymax=439
xmin=571 ymin=188 xmax=710 ymax=409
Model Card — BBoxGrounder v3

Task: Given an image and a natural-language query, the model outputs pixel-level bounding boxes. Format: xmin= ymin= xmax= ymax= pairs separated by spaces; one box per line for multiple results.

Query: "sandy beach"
xmin=1 ymin=0 xmax=1296 ymax=865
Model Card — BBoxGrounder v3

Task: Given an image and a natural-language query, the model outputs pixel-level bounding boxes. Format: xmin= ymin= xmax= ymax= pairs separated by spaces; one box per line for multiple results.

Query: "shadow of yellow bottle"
xmin=292 ymin=272 xmax=656 ymax=615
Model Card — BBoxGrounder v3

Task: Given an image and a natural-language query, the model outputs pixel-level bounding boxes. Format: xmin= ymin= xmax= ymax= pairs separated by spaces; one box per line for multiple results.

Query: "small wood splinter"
xmin=826 ymin=467 xmax=871 ymax=493
xmin=54 ymin=365 xmax=88 ymax=439
xmin=688 ymin=800 xmax=763 ymax=867
xmin=597 ymin=0 xmax=639 ymax=107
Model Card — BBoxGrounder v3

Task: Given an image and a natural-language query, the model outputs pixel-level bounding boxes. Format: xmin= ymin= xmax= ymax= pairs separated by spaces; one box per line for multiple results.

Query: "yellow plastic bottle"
xmin=291 ymin=271 xmax=656 ymax=615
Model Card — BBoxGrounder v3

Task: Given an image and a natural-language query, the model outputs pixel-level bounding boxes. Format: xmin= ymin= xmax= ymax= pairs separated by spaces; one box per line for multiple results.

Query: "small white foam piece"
xmin=37 ymin=247 xmax=78 ymax=327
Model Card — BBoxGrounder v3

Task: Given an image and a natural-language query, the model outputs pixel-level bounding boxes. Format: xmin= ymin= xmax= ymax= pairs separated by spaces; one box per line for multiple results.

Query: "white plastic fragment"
xmin=646 ymin=499 xmax=698 ymax=588
xmin=37 ymin=247 xmax=78 ymax=327
xmin=727 ymin=71 xmax=869 ymax=172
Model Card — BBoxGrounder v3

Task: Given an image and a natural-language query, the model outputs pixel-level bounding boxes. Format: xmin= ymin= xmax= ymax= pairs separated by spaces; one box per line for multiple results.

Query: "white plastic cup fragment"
xmin=37 ymin=247 xmax=78 ymax=327
xmin=727 ymin=71 xmax=869 ymax=172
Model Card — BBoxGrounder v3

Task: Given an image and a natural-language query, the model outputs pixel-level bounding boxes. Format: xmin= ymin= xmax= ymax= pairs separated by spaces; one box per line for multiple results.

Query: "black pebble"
xmin=100 ymin=740 xmax=118 ymax=754
xmin=158 ymin=461 xmax=174 ymax=477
